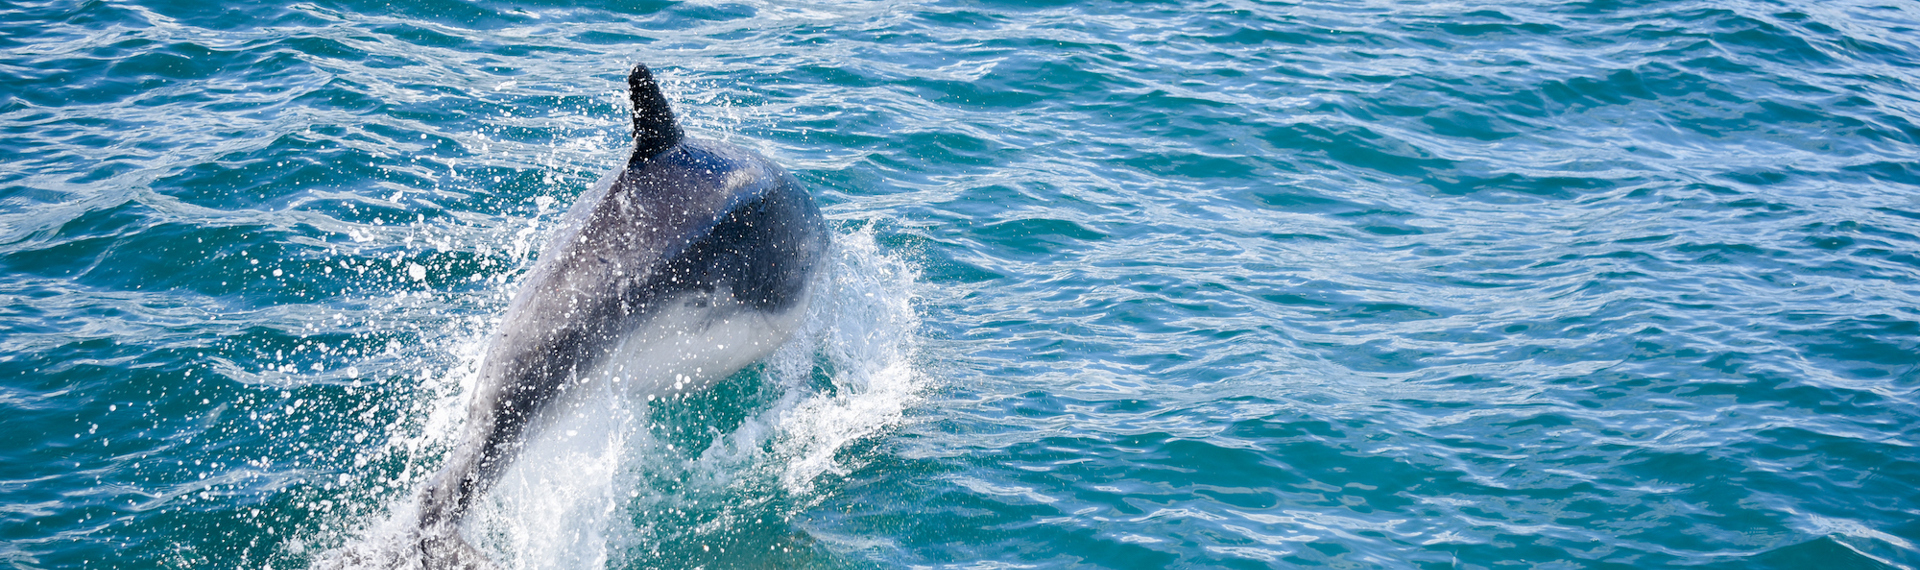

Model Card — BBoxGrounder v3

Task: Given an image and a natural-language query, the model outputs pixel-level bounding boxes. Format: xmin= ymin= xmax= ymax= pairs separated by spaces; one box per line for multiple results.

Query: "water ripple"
xmin=5 ymin=0 xmax=1920 ymax=567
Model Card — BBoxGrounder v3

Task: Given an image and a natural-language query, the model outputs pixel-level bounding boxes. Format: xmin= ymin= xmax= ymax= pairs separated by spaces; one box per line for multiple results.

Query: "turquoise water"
xmin=4 ymin=0 xmax=1920 ymax=568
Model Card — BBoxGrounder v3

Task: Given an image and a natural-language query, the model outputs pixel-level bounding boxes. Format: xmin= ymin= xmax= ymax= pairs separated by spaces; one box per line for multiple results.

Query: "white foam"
xmin=768 ymin=228 xmax=925 ymax=495
xmin=465 ymin=377 xmax=642 ymax=570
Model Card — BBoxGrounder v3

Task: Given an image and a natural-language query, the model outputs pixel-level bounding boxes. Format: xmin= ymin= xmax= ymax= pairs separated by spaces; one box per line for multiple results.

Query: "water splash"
xmin=310 ymin=226 xmax=923 ymax=569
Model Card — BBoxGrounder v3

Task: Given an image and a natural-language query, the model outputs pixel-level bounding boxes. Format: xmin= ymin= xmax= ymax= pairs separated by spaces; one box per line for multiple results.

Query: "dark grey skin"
xmin=406 ymin=63 xmax=828 ymax=568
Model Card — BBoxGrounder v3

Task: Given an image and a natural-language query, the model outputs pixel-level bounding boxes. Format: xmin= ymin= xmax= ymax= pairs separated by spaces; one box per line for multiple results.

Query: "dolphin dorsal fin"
xmin=627 ymin=63 xmax=683 ymax=160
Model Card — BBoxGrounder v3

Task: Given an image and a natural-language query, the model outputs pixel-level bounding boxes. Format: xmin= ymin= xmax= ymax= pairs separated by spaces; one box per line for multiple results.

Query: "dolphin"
xmin=406 ymin=63 xmax=828 ymax=568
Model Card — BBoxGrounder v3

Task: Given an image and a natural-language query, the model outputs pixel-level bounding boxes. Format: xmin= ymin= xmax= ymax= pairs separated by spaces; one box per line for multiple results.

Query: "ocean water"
xmin=3 ymin=0 xmax=1919 ymax=568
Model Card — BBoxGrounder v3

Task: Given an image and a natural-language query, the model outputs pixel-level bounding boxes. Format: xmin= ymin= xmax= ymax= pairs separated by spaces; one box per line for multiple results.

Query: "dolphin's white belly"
xmin=598 ymin=286 xmax=812 ymax=398
xmin=524 ymin=284 xmax=814 ymax=436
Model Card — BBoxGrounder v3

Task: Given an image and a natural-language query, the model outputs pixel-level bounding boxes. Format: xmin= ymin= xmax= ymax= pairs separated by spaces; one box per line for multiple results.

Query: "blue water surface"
xmin=3 ymin=0 xmax=1919 ymax=568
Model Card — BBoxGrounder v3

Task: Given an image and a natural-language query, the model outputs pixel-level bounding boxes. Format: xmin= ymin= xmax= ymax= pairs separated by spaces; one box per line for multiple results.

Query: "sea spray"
xmin=311 ymin=226 xmax=923 ymax=569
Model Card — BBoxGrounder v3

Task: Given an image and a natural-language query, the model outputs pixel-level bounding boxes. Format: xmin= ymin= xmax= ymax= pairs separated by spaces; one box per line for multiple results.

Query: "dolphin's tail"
xmin=405 ymin=456 xmax=495 ymax=570
xmin=412 ymin=526 xmax=493 ymax=570
xmin=307 ymin=523 xmax=493 ymax=570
